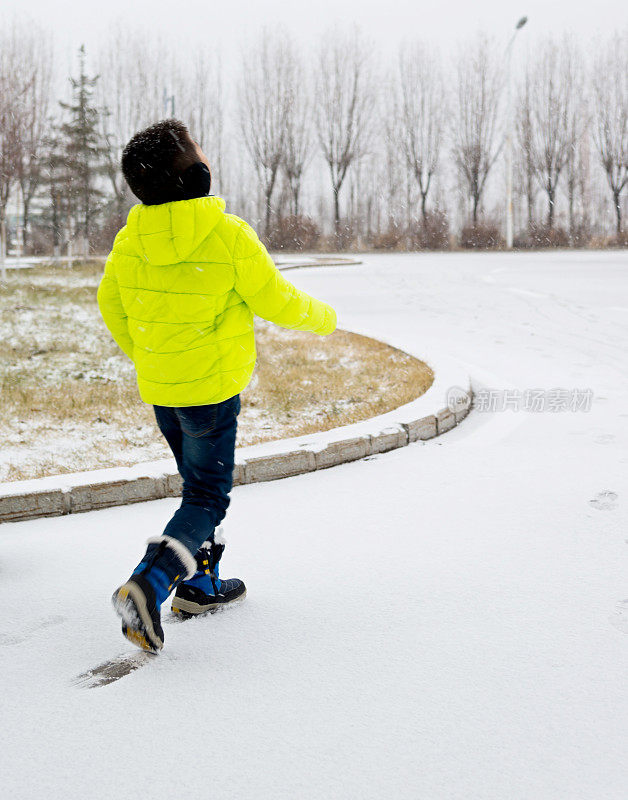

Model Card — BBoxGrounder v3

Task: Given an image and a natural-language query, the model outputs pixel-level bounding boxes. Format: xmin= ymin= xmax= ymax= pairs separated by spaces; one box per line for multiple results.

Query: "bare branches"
xmin=184 ymin=51 xmax=225 ymax=195
xmin=396 ymin=43 xmax=445 ymax=220
xmin=282 ymin=49 xmax=313 ymax=217
xmin=592 ymin=31 xmax=628 ymax=235
xmin=516 ymin=72 xmax=537 ymax=228
xmin=451 ymin=35 xmax=504 ymax=224
xmin=526 ymin=37 xmax=581 ymax=228
xmin=95 ymin=29 xmax=179 ymax=214
xmin=0 ymin=20 xmax=52 ymax=263
xmin=13 ymin=26 xmax=53 ymax=248
xmin=238 ymin=33 xmax=291 ymax=236
xmin=0 ymin=23 xmax=35 ymax=218
xmin=316 ymin=31 xmax=375 ymax=240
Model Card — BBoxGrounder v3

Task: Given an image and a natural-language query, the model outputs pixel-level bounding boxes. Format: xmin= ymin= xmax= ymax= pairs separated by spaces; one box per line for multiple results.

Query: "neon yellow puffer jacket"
xmin=97 ymin=196 xmax=337 ymax=406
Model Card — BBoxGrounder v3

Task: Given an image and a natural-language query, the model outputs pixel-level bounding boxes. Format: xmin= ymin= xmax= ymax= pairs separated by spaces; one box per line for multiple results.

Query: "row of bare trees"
xmin=238 ymin=33 xmax=375 ymax=240
xmin=0 ymin=19 xmax=626 ymax=256
xmin=240 ymin=29 xmax=627 ymax=243
xmin=0 ymin=21 xmax=52 ymax=257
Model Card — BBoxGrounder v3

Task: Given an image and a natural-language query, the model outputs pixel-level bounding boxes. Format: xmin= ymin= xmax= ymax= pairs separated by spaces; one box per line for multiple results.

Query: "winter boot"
xmin=171 ymin=529 xmax=246 ymax=618
xmin=112 ymin=536 xmax=196 ymax=652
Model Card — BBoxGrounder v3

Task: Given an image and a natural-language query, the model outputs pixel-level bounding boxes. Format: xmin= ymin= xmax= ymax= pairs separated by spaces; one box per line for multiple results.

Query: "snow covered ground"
xmin=1 ymin=251 xmax=627 ymax=799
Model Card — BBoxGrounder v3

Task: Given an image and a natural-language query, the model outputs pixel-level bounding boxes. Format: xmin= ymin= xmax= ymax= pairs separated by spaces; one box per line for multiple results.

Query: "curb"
xmin=1 ymin=255 xmax=362 ymax=273
xmin=274 ymin=256 xmax=362 ymax=271
xmin=0 ymin=336 xmax=472 ymax=525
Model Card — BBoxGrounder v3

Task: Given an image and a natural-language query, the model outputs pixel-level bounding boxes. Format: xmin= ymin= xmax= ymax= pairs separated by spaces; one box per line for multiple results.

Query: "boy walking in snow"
xmin=98 ymin=119 xmax=337 ymax=652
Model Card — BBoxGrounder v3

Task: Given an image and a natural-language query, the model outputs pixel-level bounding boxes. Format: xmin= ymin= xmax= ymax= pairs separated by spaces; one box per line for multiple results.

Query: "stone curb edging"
xmin=274 ymin=256 xmax=362 ymax=271
xmin=0 ymin=337 xmax=472 ymax=525
xmin=1 ymin=254 xmax=362 ymax=273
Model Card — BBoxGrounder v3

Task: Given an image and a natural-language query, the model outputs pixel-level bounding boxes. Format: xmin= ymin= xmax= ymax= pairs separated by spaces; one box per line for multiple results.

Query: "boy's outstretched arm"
xmin=97 ymin=235 xmax=135 ymax=360
xmin=233 ymin=221 xmax=337 ymax=336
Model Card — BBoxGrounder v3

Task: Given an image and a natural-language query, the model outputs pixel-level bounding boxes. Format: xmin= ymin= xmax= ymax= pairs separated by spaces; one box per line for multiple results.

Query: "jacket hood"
xmin=125 ymin=195 xmax=227 ymax=265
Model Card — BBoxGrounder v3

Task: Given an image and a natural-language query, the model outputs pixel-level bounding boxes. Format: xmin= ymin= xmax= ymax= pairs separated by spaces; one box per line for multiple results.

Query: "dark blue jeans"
xmin=153 ymin=394 xmax=241 ymax=555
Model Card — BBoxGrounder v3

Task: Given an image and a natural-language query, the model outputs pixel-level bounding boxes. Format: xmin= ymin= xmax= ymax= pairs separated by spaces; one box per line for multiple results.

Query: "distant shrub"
xmin=524 ymin=223 xmax=570 ymax=248
xmin=459 ymin=220 xmax=504 ymax=249
xmin=334 ymin=222 xmax=358 ymax=251
xmin=264 ymin=215 xmax=321 ymax=251
xmin=607 ymin=231 xmax=628 ymax=248
xmin=409 ymin=211 xmax=450 ymax=250
xmin=371 ymin=222 xmax=405 ymax=250
xmin=26 ymin=221 xmax=55 ymax=256
xmin=319 ymin=221 xmax=357 ymax=252
xmin=370 ymin=212 xmax=450 ymax=251
xmin=92 ymin=213 xmax=128 ymax=253
xmin=568 ymin=224 xmax=592 ymax=249
xmin=589 ymin=231 xmax=628 ymax=249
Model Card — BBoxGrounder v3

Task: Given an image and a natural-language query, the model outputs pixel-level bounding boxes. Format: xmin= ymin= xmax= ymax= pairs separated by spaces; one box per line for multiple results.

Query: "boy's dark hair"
xmin=121 ymin=119 xmax=201 ymax=205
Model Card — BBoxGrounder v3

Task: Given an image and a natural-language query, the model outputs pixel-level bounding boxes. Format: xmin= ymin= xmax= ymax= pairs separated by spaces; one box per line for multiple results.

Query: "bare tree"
xmin=565 ymin=120 xmax=590 ymax=241
xmin=96 ymin=29 xmax=179 ymax=218
xmin=152 ymin=46 xmax=230 ymax=200
xmin=239 ymin=33 xmax=290 ymax=236
xmin=526 ymin=38 xmax=580 ymax=229
xmin=14 ymin=27 xmax=53 ymax=251
xmin=0 ymin=22 xmax=37 ymax=260
xmin=316 ymin=32 xmax=374 ymax=241
xmin=592 ymin=32 xmax=628 ymax=236
xmin=451 ymin=35 xmax=503 ymax=224
xmin=562 ymin=44 xmax=587 ymax=240
xmin=282 ymin=49 xmax=313 ymax=217
xmin=396 ymin=43 xmax=445 ymax=221
xmin=378 ymin=73 xmax=411 ymax=243
xmin=516 ymin=73 xmax=538 ymax=229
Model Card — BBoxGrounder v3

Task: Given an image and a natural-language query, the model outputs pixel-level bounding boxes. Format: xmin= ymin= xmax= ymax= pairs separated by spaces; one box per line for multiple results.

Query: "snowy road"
xmin=1 ymin=251 xmax=627 ymax=799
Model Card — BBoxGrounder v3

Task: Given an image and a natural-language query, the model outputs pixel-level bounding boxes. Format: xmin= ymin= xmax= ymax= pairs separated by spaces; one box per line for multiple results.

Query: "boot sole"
xmin=112 ymin=582 xmax=163 ymax=652
xmin=171 ymin=589 xmax=247 ymax=618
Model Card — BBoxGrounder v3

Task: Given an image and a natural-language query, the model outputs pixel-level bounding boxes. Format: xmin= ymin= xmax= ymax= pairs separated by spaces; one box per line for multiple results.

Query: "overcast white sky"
xmin=4 ymin=0 xmax=627 ymax=63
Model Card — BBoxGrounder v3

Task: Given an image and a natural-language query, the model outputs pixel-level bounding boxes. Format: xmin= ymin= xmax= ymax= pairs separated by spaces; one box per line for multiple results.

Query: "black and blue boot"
xmin=112 ymin=536 xmax=196 ymax=652
xmin=171 ymin=531 xmax=246 ymax=618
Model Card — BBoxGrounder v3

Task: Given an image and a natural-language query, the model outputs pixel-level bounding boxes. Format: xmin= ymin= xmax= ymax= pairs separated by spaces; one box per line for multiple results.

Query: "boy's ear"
xmin=179 ymin=162 xmax=212 ymax=200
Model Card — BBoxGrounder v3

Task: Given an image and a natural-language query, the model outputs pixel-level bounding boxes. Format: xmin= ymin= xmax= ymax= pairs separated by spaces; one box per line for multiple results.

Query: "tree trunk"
xmin=333 ymin=187 xmax=340 ymax=243
xmin=22 ymin=194 xmax=31 ymax=251
xmin=264 ymin=188 xmax=272 ymax=237
xmin=568 ymin=179 xmax=575 ymax=242
xmin=0 ymin=207 xmax=6 ymax=265
xmin=547 ymin=187 xmax=555 ymax=229
xmin=420 ymin=192 xmax=427 ymax=222
xmin=472 ymin=195 xmax=479 ymax=225
xmin=614 ymin=189 xmax=622 ymax=236
xmin=51 ymin=189 xmax=61 ymax=249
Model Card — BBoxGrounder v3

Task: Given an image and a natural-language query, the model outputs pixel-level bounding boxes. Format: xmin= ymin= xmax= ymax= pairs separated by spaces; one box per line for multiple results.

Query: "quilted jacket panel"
xmin=97 ymin=196 xmax=337 ymax=406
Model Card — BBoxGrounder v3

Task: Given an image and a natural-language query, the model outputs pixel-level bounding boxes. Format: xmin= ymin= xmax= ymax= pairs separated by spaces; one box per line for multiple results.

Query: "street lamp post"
xmin=505 ymin=16 xmax=528 ymax=249
xmin=163 ymin=88 xmax=175 ymax=117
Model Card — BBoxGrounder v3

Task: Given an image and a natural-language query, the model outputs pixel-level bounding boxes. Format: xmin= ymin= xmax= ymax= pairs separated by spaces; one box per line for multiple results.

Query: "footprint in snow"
xmin=0 ymin=633 xmax=27 ymax=646
xmin=589 ymin=491 xmax=618 ymax=511
xmin=594 ymin=434 xmax=615 ymax=445
xmin=0 ymin=614 xmax=65 ymax=647
xmin=609 ymin=600 xmax=628 ymax=634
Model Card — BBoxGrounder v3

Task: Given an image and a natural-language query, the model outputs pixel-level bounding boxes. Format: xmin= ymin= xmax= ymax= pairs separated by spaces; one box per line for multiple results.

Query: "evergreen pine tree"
xmin=57 ymin=44 xmax=108 ymax=251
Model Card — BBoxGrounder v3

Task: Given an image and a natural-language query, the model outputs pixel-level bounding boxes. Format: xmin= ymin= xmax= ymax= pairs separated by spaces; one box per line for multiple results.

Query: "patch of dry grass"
xmin=0 ymin=261 xmax=432 ymax=481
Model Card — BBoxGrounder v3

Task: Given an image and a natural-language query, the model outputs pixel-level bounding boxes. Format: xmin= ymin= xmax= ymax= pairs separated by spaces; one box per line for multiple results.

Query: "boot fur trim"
xmin=213 ymin=526 xmax=227 ymax=546
xmin=146 ymin=535 xmax=196 ymax=580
